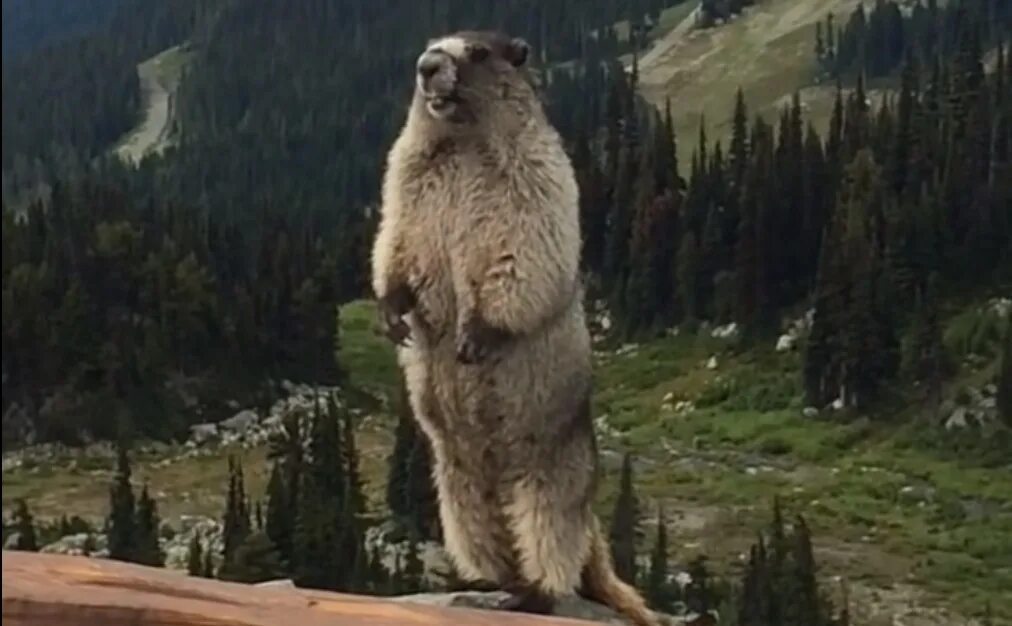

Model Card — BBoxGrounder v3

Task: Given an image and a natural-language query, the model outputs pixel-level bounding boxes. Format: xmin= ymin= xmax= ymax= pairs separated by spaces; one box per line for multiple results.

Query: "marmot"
xmin=370 ymin=30 xmax=660 ymax=626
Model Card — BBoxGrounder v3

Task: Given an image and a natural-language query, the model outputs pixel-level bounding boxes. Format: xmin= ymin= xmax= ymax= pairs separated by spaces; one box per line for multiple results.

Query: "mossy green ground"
xmin=4 ymin=298 xmax=1009 ymax=623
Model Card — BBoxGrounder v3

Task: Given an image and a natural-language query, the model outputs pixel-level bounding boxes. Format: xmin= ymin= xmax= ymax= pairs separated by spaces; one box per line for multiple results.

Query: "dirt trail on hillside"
xmin=633 ymin=0 xmax=865 ymax=165
xmin=114 ymin=46 xmax=184 ymax=164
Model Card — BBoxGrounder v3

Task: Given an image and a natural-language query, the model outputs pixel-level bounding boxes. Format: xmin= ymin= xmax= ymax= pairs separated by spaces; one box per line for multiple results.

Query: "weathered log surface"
xmin=1 ymin=551 xmax=596 ymax=626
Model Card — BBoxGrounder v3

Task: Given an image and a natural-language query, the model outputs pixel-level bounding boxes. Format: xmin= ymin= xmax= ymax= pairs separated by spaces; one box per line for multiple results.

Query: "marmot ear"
xmin=507 ymin=37 xmax=530 ymax=67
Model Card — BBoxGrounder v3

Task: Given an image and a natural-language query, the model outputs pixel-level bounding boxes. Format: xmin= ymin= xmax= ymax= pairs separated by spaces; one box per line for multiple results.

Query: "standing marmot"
xmin=371 ymin=30 xmax=660 ymax=626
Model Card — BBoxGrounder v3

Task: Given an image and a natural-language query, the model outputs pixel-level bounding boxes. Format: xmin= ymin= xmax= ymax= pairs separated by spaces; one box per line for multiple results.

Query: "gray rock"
xmin=711 ymin=322 xmax=739 ymax=340
xmin=802 ymin=406 xmax=819 ymax=418
xmin=188 ymin=422 xmax=218 ymax=445
xmin=40 ymin=532 xmax=106 ymax=556
xmin=944 ymin=407 xmax=969 ymax=430
xmin=898 ymin=484 xmax=936 ymax=505
xmin=220 ymin=409 xmax=258 ymax=434
xmin=394 ymin=591 xmax=683 ymax=625
xmin=256 ymin=579 xmax=297 ymax=589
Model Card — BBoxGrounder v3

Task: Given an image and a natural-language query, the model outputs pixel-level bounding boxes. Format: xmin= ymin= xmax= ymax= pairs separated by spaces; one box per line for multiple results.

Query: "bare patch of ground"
xmin=113 ymin=44 xmax=192 ymax=165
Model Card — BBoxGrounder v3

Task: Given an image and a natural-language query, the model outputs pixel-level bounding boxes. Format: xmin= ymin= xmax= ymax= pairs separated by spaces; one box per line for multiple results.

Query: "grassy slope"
xmin=633 ymin=0 xmax=892 ymax=167
xmin=112 ymin=43 xmax=194 ymax=163
xmin=4 ymin=297 xmax=1009 ymax=624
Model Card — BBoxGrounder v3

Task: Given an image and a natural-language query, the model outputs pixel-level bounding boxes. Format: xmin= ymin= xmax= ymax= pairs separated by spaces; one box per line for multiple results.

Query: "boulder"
xmin=220 ymin=410 xmax=258 ymax=434
xmin=188 ymin=423 xmax=218 ymax=445
xmin=710 ymin=323 xmax=739 ymax=340
xmin=775 ymin=334 xmax=796 ymax=352
xmin=396 ymin=590 xmax=686 ymax=624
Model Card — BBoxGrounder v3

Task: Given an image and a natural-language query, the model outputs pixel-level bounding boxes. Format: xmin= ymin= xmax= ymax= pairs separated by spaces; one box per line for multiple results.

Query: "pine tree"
xmin=677 ymin=232 xmax=700 ymax=323
xmin=12 ymin=499 xmax=38 ymax=551
xmin=187 ymin=534 xmax=204 ymax=576
xmin=366 ymin=545 xmax=390 ymax=595
xmin=338 ymin=395 xmax=368 ymax=591
xmin=609 ymin=453 xmax=639 ymax=584
xmin=645 ymin=508 xmax=671 ymax=612
xmin=221 ymin=531 xmax=286 ymax=584
xmin=400 ymin=535 xmax=426 ymax=594
xmin=221 ymin=455 xmax=251 ymax=571
xmin=106 ymin=441 xmax=136 ymax=562
xmin=387 ymin=381 xmax=438 ymax=540
xmin=266 ymin=409 xmax=303 ymax=568
xmin=730 ymin=87 xmax=749 ymax=190
xmin=202 ymin=549 xmax=216 ymax=578
xmin=786 ymin=515 xmax=823 ymax=626
xmin=263 ymin=460 xmax=293 ymax=574
xmin=684 ymin=555 xmax=712 ymax=617
xmin=134 ymin=483 xmax=164 ymax=567
xmin=902 ymin=275 xmax=949 ymax=403
xmin=294 ymin=397 xmax=346 ymax=591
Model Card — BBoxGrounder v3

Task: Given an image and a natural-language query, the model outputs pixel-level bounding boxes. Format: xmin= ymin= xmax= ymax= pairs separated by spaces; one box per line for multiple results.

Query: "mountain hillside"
xmin=636 ymin=0 xmax=868 ymax=162
xmin=2 ymin=1 xmax=1010 ymax=625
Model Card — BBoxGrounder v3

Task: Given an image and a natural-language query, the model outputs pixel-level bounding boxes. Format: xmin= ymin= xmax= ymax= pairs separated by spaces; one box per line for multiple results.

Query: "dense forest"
xmin=548 ymin=0 xmax=1010 ymax=413
xmin=2 ymin=0 xmax=1011 ymax=442
xmin=1 ymin=0 xmax=212 ymax=198
xmin=1 ymin=0 xmax=123 ymax=61
xmin=1 ymin=0 xmax=688 ymax=444
xmin=817 ymin=0 xmax=1011 ymax=79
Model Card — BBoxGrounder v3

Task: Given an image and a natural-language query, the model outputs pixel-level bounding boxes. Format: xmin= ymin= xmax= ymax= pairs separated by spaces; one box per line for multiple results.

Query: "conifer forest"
xmin=2 ymin=0 xmax=1010 ymax=624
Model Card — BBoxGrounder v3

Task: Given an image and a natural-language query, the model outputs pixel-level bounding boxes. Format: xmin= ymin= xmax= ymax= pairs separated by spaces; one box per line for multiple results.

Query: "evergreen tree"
xmin=187 ymin=534 xmax=204 ymax=576
xmin=400 ymin=535 xmax=426 ymax=594
xmin=677 ymin=232 xmax=700 ymax=323
xmin=266 ymin=408 xmax=303 ymax=567
xmin=221 ymin=455 xmax=251 ymax=571
xmin=134 ymin=483 xmax=164 ymax=567
xmin=609 ymin=453 xmax=639 ymax=584
xmin=294 ymin=397 xmax=351 ymax=591
xmin=366 ymin=545 xmax=390 ymax=595
xmin=645 ymin=508 xmax=672 ymax=612
xmin=106 ymin=440 xmax=136 ymax=562
xmin=264 ymin=461 xmax=291 ymax=570
xmin=684 ymin=555 xmax=712 ymax=617
xmin=12 ymin=499 xmax=38 ymax=552
xmin=730 ymin=87 xmax=750 ymax=190
xmin=901 ymin=275 xmax=949 ymax=407
xmin=221 ymin=531 xmax=286 ymax=584
xmin=386 ymin=381 xmax=438 ymax=540
xmin=338 ymin=395 xmax=368 ymax=591
xmin=202 ymin=549 xmax=216 ymax=578
xmin=786 ymin=515 xmax=824 ymax=626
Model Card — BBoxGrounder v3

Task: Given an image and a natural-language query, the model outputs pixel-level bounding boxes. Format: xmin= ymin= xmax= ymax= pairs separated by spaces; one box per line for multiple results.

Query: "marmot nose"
xmin=417 ymin=55 xmax=442 ymax=79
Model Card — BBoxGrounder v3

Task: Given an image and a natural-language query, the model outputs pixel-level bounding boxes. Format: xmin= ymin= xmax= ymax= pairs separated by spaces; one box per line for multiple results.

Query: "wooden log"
xmin=1 ymin=551 xmax=595 ymax=626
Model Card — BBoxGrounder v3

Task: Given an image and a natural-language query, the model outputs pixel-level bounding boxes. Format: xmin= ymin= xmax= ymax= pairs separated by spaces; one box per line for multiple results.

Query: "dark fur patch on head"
xmin=442 ymin=31 xmax=531 ymax=67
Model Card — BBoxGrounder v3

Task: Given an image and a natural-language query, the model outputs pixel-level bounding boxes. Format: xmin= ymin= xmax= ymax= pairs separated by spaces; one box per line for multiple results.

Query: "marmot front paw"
xmin=456 ymin=317 xmax=509 ymax=364
xmin=375 ymin=285 xmax=416 ymax=347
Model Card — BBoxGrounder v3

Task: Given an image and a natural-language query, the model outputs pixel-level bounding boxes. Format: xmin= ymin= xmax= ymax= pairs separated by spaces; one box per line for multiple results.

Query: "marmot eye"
xmin=469 ymin=46 xmax=490 ymax=63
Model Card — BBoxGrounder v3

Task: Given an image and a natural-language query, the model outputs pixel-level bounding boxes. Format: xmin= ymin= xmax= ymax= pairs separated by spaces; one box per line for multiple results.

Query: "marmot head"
xmin=412 ymin=31 xmax=534 ymax=127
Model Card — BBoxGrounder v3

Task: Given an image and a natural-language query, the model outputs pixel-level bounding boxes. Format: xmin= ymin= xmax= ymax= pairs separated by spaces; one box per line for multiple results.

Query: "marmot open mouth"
xmin=426 ymin=94 xmax=460 ymax=113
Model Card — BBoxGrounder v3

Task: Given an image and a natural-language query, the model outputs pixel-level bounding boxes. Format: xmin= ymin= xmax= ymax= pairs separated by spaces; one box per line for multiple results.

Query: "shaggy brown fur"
xmin=370 ymin=30 xmax=661 ymax=626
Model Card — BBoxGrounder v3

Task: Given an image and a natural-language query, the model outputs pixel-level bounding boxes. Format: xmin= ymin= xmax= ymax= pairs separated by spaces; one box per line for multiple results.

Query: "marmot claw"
xmin=494 ymin=587 xmax=555 ymax=615
xmin=376 ymin=286 xmax=416 ymax=347
xmin=456 ymin=317 xmax=508 ymax=364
